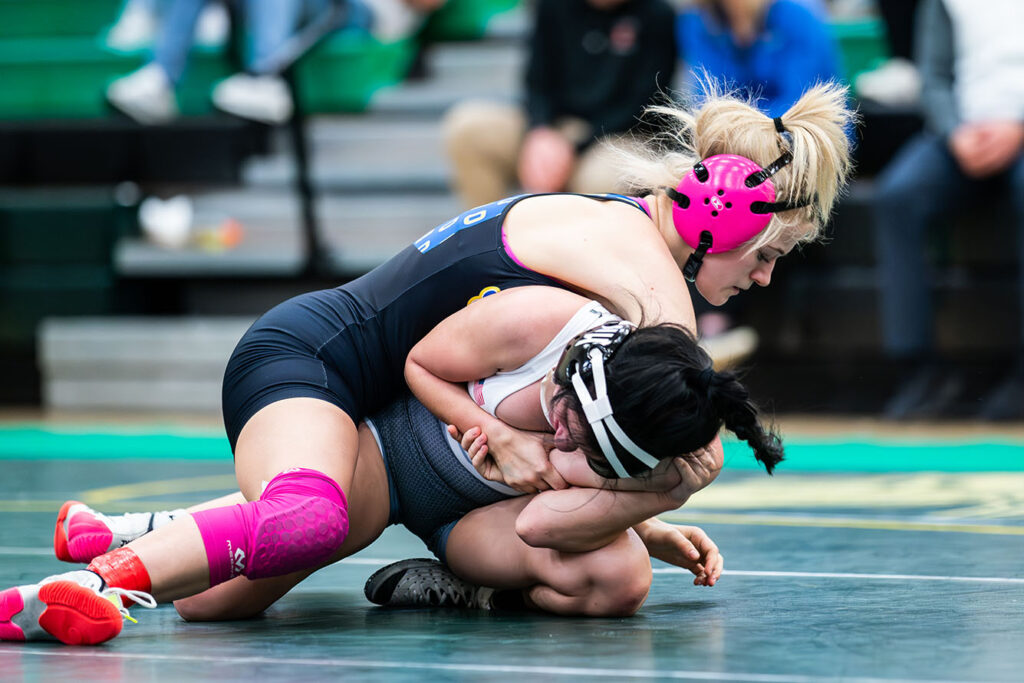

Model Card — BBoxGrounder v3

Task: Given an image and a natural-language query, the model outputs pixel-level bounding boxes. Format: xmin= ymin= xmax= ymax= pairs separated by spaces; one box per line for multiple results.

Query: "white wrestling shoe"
xmin=55 ymin=500 xmax=188 ymax=564
xmin=0 ymin=570 xmax=155 ymax=645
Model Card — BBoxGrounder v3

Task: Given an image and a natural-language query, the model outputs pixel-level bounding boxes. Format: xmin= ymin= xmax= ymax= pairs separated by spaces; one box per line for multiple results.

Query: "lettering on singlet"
xmin=414 ymin=195 xmax=525 ymax=254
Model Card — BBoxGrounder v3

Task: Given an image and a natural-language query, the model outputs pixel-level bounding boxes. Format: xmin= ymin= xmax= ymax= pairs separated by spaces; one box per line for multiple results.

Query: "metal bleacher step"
xmin=115 ymin=192 xmax=460 ymax=278
xmin=39 ymin=317 xmax=254 ymax=413
xmin=370 ymin=41 xmax=522 ymax=116
xmin=242 ymin=117 xmax=451 ymax=192
xmin=113 ymin=22 xmax=523 ymax=281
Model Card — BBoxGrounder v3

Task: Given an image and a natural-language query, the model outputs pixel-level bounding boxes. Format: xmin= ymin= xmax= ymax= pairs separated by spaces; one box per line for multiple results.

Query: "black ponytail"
xmin=704 ymin=370 xmax=784 ymax=474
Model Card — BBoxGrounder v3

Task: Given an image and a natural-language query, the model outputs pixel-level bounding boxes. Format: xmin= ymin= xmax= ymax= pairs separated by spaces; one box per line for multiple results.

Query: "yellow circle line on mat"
xmin=0 ymin=500 xmax=213 ymax=513
xmin=79 ymin=475 xmax=239 ymax=505
xmin=658 ymin=511 xmax=1024 ymax=535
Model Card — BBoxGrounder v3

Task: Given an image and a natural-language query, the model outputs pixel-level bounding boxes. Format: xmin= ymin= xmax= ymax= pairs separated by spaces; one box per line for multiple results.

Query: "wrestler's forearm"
xmin=405 ymin=357 xmax=506 ymax=440
xmin=514 ymin=487 xmax=675 ymax=553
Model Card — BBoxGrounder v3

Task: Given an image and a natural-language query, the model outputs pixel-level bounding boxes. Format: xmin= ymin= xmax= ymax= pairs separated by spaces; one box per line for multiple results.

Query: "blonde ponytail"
xmin=612 ymin=79 xmax=856 ymax=251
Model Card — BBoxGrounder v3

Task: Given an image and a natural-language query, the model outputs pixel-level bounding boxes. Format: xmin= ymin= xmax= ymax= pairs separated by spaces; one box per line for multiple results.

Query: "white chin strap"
xmin=570 ymin=349 xmax=661 ymax=478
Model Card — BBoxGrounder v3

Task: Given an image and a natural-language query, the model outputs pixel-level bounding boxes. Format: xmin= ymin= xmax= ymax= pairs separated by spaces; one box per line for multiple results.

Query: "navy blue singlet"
xmin=221 ymin=193 xmax=650 ymax=449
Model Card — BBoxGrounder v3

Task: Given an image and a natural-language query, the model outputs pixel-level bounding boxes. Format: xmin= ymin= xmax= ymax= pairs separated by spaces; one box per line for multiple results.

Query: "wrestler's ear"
xmin=550 ymin=403 xmax=577 ymax=452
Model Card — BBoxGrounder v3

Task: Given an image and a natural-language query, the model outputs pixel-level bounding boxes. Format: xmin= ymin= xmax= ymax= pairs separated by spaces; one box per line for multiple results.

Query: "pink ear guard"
xmin=667 ymin=118 xmax=810 ymax=282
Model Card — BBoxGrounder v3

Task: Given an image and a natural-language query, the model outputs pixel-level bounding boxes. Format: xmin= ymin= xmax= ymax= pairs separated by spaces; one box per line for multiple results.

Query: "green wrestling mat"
xmin=1 ymin=423 xmax=1023 ymax=681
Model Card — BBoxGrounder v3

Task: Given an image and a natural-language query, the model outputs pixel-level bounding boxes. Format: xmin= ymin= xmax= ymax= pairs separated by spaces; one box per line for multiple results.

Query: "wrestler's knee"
xmin=576 ymin=534 xmax=653 ymax=617
xmin=191 ymin=468 xmax=349 ymax=586
xmin=173 ymin=591 xmax=265 ymax=622
xmin=245 ymin=469 xmax=349 ymax=579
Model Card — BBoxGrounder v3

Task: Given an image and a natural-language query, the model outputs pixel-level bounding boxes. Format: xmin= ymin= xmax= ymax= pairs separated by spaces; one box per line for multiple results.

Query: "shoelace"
xmin=101 ymin=587 xmax=157 ymax=624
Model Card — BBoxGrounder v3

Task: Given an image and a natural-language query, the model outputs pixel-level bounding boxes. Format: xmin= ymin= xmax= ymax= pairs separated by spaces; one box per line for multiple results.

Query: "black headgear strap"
xmin=682 ymin=230 xmax=713 ymax=283
xmin=744 ymin=150 xmax=794 ymax=187
xmin=746 ymin=117 xmax=813 ymax=212
xmin=665 ymin=186 xmax=689 ymax=208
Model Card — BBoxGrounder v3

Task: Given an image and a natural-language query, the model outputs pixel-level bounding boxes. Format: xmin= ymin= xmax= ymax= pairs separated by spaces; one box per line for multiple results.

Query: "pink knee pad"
xmin=191 ymin=468 xmax=349 ymax=587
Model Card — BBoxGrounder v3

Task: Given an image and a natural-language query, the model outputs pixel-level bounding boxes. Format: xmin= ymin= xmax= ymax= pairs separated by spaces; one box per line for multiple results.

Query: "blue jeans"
xmin=872 ymin=132 xmax=1024 ymax=356
xmin=152 ymin=0 xmax=206 ymax=83
xmin=152 ymin=0 xmax=346 ymax=83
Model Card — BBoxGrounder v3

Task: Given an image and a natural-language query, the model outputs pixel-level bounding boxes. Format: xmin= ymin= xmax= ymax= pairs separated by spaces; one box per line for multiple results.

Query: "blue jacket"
xmin=677 ymin=0 xmax=842 ymax=117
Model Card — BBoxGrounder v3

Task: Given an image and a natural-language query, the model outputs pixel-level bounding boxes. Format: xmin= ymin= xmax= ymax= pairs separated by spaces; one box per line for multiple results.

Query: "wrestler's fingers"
xmin=703 ymin=553 xmax=723 ymax=587
xmin=467 ymin=440 xmax=488 ymax=461
xmin=683 ymin=538 xmax=701 ymax=562
xmin=542 ymin=466 xmax=569 ymax=491
xmin=460 ymin=427 xmax=482 ymax=451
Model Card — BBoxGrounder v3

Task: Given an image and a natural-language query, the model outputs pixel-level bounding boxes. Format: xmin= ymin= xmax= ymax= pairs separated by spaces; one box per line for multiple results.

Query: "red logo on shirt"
xmin=610 ymin=18 xmax=638 ymax=54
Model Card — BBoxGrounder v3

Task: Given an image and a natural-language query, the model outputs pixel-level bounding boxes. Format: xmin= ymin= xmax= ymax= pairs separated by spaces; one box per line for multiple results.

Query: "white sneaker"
xmin=105 ymin=0 xmax=158 ymax=51
xmin=0 ymin=570 xmax=155 ymax=645
xmin=855 ymin=58 xmax=922 ymax=107
xmin=363 ymin=0 xmax=426 ymax=42
xmin=106 ymin=64 xmax=179 ymax=124
xmin=195 ymin=2 xmax=230 ymax=47
xmin=700 ymin=326 xmax=759 ymax=371
xmin=212 ymin=73 xmax=294 ymax=125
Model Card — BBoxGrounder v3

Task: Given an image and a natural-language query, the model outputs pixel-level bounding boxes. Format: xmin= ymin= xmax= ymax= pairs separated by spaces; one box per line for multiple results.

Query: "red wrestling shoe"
xmin=55 ymin=500 xmax=185 ymax=564
xmin=0 ymin=570 xmax=155 ymax=645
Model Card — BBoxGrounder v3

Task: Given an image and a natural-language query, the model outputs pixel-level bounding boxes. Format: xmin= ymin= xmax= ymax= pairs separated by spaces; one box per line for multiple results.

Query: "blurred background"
xmin=1 ymin=0 xmax=1021 ymax=423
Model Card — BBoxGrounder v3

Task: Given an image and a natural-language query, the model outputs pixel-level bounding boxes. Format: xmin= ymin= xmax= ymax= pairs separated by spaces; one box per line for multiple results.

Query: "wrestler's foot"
xmin=55 ymin=501 xmax=187 ymax=563
xmin=364 ymin=558 xmax=495 ymax=610
xmin=0 ymin=570 xmax=155 ymax=645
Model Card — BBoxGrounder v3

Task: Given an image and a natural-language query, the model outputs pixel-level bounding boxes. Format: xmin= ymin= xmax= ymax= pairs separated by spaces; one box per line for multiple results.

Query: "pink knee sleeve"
xmin=191 ymin=468 xmax=349 ymax=587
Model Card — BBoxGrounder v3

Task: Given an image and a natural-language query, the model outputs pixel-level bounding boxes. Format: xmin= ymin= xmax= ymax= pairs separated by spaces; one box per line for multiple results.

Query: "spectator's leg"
xmin=245 ymin=0 xmax=310 ymax=72
xmin=568 ymin=135 xmax=629 ymax=196
xmin=442 ymin=101 xmax=524 ymax=208
xmin=1011 ymin=155 xmax=1024 ymax=346
xmin=873 ymin=132 xmax=968 ymax=417
xmin=106 ymin=0 xmax=203 ymax=123
xmin=153 ymin=0 xmax=208 ymax=83
xmin=209 ymin=0 xmax=308 ymax=124
xmin=876 ymin=0 xmax=920 ymax=61
xmin=978 ymin=153 xmax=1024 ymax=420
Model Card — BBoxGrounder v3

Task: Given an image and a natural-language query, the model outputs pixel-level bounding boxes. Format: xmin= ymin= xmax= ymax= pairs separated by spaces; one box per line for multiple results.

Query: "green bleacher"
xmin=0 ymin=0 xmax=526 ymax=120
xmin=0 ymin=0 xmax=524 ymax=404
xmin=0 ymin=0 xmax=893 ymax=407
xmin=831 ymin=18 xmax=890 ymax=89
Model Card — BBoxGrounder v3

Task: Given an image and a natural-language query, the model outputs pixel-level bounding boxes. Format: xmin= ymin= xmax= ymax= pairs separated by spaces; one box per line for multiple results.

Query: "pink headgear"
xmin=667 ymin=117 xmax=809 ymax=282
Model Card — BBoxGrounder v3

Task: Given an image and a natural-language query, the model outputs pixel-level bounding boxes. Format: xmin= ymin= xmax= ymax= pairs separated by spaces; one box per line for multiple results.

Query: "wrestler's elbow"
xmin=515 ymin=506 xmax=562 ymax=548
xmin=515 ymin=508 xmax=608 ymax=553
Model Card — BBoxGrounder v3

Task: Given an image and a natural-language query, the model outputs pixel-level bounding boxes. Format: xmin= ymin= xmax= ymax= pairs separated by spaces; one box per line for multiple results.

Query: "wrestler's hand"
xmin=451 ymin=424 xmax=489 ymax=462
xmin=664 ymin=447 xmax=722 ymax=504
xmin=637 ymin=519 xmax=723 ymax=587
xmin=448 ymin=423 xmax=568 ymax=493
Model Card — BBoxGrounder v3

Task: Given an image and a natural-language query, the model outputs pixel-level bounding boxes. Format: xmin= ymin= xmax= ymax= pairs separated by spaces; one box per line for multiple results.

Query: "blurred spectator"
xmin=107 ymin=0 xmax=331 ymax=124
xmin=676 ymin=0 xmax=843 ymax=366
xmin=872 ymin=0 xmax=1024 ymax=420
xmin=442 ymin=0 xmax=677 ymax=209
xmin=855 ymin=0 xmax=922 ymax=106
xmin=362 ymin=0 xmax=445 ymax=43
xmin=106 ymin=0 xmax=229 ymax=52
xmin=106 ymin=0 xmax=437 ymax=125
xmin=676 ymin=0 xmax=842 ymax=118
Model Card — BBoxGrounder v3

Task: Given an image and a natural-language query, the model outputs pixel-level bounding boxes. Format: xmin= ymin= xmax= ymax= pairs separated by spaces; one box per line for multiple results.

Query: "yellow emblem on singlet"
xmin=467 ymin=286 xmax=501 ymax=305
